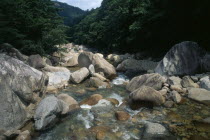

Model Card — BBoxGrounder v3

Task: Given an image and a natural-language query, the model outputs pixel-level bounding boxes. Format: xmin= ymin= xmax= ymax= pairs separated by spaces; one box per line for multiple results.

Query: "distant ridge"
xmin=53 ymin=1 xmax=87 ymax=26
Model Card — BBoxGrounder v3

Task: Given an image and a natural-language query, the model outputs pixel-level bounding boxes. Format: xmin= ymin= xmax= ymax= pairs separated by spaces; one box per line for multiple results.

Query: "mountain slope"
xmin=54 ymin=1 xmax=87 ymax=26
xmin=69 ymin=0 xmax=210 ymax=56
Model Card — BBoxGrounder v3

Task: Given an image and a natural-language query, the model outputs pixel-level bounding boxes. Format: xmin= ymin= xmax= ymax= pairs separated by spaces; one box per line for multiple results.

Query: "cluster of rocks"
xmin=107 ymin=53 xmax=158 ymax=78
xmin=127 ymin=73 xmax=210 ymax=108
xmin=0 ymin=40 xmax=209 ymax=139
xmin=0 ymin=42 xmax=118 ymax=139
xmin=126 ymin=42 xmax=210 ymax=110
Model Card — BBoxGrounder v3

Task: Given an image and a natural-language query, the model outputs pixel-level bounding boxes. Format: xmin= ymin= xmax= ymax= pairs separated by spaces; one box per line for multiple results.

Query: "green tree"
xmin=69 ymin=0 xmax=210 ymax=56
xmin=0 ymin=0 xmax=68 ymax=55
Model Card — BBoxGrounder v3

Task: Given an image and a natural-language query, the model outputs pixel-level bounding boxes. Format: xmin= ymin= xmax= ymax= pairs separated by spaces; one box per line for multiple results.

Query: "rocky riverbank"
xmin=0 ymin=41 xmax=210 ymax=140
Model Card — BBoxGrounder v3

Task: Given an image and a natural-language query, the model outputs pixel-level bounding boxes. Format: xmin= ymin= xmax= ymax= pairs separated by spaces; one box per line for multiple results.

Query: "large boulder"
xmin=70 ymin=67 xmax=89 ymax=84
xmin=201 ymin=54 xmax=210 ymax=72
xmin=28 ymin=54 xmax=46 ymax=69
xmin=126 ymin=73 xmax=166 ymax=92
xmin=43 ymin=65 xmax=71 ymax=90
xmin=34 ymin=96 xmax=64 ymax=131
xmin=155 ymin=41 xmax=205 ymax=76
xmin=199 ymin=76 xmax=210 ymax=91
xmin=129 ymin=86 xmax=165 ymax=108
xmin=0 ymin=54 xmax=48 ymax=132
xmin=0 ymin=43 xmax=28 ymax=62
xmin=0 ymin=75 xmax=27 ymax=133
xmin=78 ymin=52 xmax=116 ymax=79
xmin=188 ymin=88 xmax=210 ymax=105
xmin=116 ymin=59 xmax=158 ymax=74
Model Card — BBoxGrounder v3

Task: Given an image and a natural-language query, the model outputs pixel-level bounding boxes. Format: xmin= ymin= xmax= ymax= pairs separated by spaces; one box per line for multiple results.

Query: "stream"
xmin=33 ymin=72 xmax=210 ymax=140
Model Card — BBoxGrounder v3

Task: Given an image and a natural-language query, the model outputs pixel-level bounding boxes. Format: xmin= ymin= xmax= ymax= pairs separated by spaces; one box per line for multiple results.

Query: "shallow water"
xmin=33 ymin=73 xmax=210 ymax=140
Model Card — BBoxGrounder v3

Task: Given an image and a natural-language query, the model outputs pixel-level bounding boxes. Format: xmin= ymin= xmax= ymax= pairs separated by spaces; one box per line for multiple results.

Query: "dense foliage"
xmin=69 ymin=0 xmax=210 ymax=56
xmin=0 ymin=0 xmax=68 ymax=55
xmin=54 ymin=1 xmax=87 ymax=26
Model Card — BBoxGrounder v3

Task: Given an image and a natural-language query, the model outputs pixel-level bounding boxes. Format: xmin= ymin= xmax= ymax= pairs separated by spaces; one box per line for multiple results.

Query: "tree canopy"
xmin=0 ymin=0 xmax=68 ymax=55
xmin=69 ymin=0 xmax=210 ymax=56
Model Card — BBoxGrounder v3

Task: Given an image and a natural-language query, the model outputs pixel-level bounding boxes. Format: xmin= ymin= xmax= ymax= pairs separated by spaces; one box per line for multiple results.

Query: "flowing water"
xmin=33 ymin=73 xmax=210 ymax=140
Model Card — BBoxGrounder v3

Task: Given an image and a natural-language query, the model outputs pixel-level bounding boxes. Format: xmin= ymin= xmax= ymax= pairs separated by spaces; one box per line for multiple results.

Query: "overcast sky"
xmin=57 ymin=0 xmax=103 ymax=10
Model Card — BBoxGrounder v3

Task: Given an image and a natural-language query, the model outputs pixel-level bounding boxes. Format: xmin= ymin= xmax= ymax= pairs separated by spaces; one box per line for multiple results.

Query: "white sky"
xmin=57 ymin=0 xmax=103 ymax=10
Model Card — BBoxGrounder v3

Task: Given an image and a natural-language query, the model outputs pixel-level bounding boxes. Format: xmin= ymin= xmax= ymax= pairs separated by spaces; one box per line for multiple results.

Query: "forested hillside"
xmin=0 ymin=0 xmax=68 ymax=55
xmin=54 ymin=1 xmax=87 ymax=26
xmin=69 ymin=0 xmax=210 ymax=56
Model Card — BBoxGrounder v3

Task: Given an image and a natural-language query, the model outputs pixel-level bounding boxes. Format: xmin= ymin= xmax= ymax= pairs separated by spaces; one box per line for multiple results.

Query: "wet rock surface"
xmin=34 ymin=96 xmax=64 ymax=131
xmin=126 ymin=73 xmax=166 ymax=92
xmin=129 ymin=86 xmax=165 ymax=108
xmin=1 ymin=43 xmax=210 ymax=140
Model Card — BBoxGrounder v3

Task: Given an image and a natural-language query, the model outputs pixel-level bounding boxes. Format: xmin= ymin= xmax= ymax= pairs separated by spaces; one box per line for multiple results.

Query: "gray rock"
xmin=57 ymin=94 xmax=78 ymax=114
xmin=188 ymin=88 xmax=210 ymax=105
xmin=170 ymin=91 xmax=182 ymax=103
xmin=43 ymin=57 xmax=52 ymax=66
xmin=78 ymin=52 xmax=116 ymax=79
xmin=0 ymin=77 xmax=27 ymax=133
xmin=142 ymin=122 xmax=170 ymax=140
xmin=195 ymin=74 xmax=209 ymax=80
xmin=201 ymin=54 xmax=210 ymax=72
xmin=0 ymin=43 xmax=28 ymax=62
xmin=88 ymin=77 xmax=109 ymax=88
xmin=107 ymin=53 xmax=134 ymax=66
xmin=191 ymin=76 xmax=199 ymax=82
xmin=199 ymin=76 xmax=210 ymax=90
xmin=126 ymin=73 xmax=166 ymax=92
xmin=202 ymin=117 xmax=210 ymax=124
xmin=95 ymin=53 xmax=103 ymax=58
xmin=16 ymin=130 xmax=31 ymax=140
xmin=0 ymin=54 xmax=48 ymax=132
xmin=34 ymin=96 xmax=64 ymax=131
xmin=155 ymin=41 xmax=204 ymax=76
xmin=70 ymin=67 xmax=89 ymax=84
xmin=170 ymin=85 xmax=185 ymax=93
xmin=116 ymin=59 xmax=158 ymax=73
xmin=88 ymin=64 xmax=95 ymax=75
xmin=92 ymin=73 xmax=107 ymax=82
xmin=43 ymin=65 xmax=71 ymax=90
xmin=159 ymin=89 xmax=168 ymax=96
xmin=181 ymin=76 xmax=199 ymax=88
xmin=49 ymin=56 xmax=60 ymax=66
xmin=28 ymin=54 xmax=46 ymax=69
xmin=60 ymin=52 xmax=79 ymax=67
xmin=167 ymin=76 xmax=182 ymax=86
xmin=4 ymin=130 xmax=21 ymax=139
xmin=129 ymin=86 xmax=165 ymax=106
xmin=164 ymin=101 xmax=174 ymax=108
